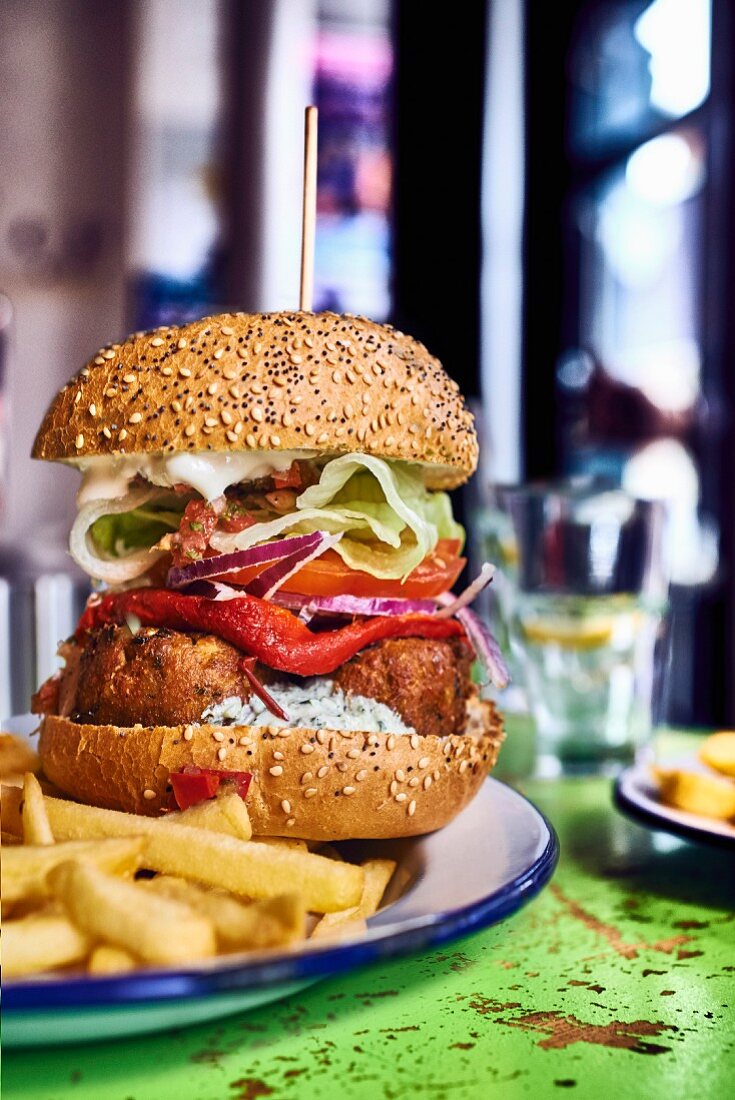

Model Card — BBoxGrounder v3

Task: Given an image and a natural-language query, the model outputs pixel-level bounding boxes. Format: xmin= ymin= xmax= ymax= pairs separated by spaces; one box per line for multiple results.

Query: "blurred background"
xmin=0 ymin=0 xmax=732 ymax=727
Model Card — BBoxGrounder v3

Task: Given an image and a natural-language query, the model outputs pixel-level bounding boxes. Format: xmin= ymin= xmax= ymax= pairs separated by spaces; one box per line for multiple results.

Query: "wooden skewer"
xmin=299 ymin=105 xmax=319 ymax=312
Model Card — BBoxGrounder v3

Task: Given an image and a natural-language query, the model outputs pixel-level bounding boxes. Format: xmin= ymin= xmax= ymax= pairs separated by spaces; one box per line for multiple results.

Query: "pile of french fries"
xmin=653 ymin=730 xmax=735 ymax=822
xmin=0 ymin=737 xmax=396 ymax=980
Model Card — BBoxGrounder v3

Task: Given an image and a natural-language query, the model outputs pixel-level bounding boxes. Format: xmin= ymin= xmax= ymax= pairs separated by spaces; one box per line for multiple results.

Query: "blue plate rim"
xmin=4 ymin=786 xmax=558 ymax=1012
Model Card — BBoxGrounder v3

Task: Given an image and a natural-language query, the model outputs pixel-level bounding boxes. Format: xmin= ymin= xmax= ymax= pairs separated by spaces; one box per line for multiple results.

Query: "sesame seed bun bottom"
xmin=38 ymin=697 xmax=504 ymax=841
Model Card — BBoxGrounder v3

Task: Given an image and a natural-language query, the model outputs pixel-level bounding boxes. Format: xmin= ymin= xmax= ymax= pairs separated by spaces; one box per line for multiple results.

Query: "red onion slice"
xmin=271 ymin=591 xmax=438 ymax=617
xmin=455 ymin=607 xmax=510 ymax=689
xmin=166 ymin=532 xmax=327 ymax=589
xmin=246 ymin=533 xmax=342 ymax=600
xmin=434 ymin=563 xmax=495 ymax=618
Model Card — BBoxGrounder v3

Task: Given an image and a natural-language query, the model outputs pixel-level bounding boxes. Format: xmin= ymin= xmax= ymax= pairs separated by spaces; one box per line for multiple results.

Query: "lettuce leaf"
xmin=90 ymin=506 xmax=182 ymax=556
xmin=210 ymin=454 xmax=465 ymax=580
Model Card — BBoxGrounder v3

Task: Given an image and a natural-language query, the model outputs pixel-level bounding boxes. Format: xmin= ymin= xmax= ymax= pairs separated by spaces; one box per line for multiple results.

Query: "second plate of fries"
xmin=1 ymin=716 xmax=557 ymax=1048
xmin=615 ymin=731 xmax=735 ymax=848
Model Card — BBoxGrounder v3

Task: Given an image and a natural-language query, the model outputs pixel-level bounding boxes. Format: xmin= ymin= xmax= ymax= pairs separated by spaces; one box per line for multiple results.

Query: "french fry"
xmin=252 ymin=836 xmax=308 ymax=852
xmin=1 ymin=783 xmax=24 ymax=836
xmin=3 ymin=912 xmax=92 ymax=978
xmin=88 ymin=944 xmax=139 ymax=974
xmin=145 ymin=876 xmax=305 ymax=950
xmin=48 ymin=860 xmax=216 ymax=964
xmin=169 ymin=789 xmax=252 ymax=839
xmin=653 ymin=766 xmax=735 ymax=820
xmin=699 ymin=731 xmax=735 ymax=778
xmin=0 ymin=732 xmax=39 ymax=781
xmin=43 ymin=795 xmax=364 ymax=912
xmin=312 ymin=858 xmax=396 ymax=938
xmin=1 ymin=836 xmax=144 ymax=904
xmin=22 ymin=772 xmax=54 ymax=845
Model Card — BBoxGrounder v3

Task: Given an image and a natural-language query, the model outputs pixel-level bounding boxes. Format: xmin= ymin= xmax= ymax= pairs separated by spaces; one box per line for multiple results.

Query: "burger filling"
xmin=35 ymin=449 xmax=508 ymax=754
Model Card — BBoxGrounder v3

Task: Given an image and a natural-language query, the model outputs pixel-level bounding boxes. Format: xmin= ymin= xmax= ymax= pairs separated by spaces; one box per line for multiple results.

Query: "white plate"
xmin=3 ymin=713 xmax=557 ymax=1047
xmin=615 ymin=754 xmax=735 ymax=848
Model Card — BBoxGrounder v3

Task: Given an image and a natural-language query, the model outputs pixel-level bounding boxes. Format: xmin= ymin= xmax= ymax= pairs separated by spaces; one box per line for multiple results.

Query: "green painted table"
xmin=4 ymin=727 xmax=734 ymax=1100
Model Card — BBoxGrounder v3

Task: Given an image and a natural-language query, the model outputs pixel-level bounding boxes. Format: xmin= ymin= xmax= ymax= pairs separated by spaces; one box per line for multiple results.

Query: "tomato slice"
xmin=210 ymin=539 xmax=464 ymax=599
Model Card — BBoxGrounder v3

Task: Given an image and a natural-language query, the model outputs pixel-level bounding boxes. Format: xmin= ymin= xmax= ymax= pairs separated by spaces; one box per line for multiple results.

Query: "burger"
xmin=31 ymin=311 xmax=508 ymax=840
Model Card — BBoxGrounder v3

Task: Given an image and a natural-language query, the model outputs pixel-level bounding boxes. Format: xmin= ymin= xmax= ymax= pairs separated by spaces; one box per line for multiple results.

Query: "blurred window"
xmin=312 ymin=0 xmax=393 ymax=319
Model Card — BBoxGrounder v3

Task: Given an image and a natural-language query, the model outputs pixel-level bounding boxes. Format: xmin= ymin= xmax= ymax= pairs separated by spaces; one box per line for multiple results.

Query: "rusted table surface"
xmin=4 ymin=727 xmax=734 ymax=1099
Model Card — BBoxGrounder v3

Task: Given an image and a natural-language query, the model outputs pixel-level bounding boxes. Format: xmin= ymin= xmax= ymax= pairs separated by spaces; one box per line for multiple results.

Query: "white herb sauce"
xmin=201 ymin=680 xmax=414 ymax=734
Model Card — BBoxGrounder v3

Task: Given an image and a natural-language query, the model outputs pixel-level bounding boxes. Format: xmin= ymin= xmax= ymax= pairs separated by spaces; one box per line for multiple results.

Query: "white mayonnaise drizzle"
xmin=71 ymin=450 xmax=317 ymax=505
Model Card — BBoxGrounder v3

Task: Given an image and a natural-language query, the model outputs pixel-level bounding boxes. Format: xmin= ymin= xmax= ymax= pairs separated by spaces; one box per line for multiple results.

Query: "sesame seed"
xmin=185 ymin=424 xmax=196 ymax=437
xmin=418 ymin=756 xmax=430 ymax=769
xmin=305 ymin=336 xmax=314 ymax=347
xmin=123 ymin=372 xmax=136 ymax=383
xmin=245 ymin=433 xmax=256 ymax=447
xmin=105 ymin=387 xmax=117 ymax=397
xmin=343 ymin=785 xmax=356 ymax=796
xmin=128 ymin=412 xmax=142 ymax=424
xmin=356 ymin=769 xmax=368 ymax=781
xmin=179 ymin=366 xmax=191 ymax=378
xmin=300 ymin=743 xmax=315 ymax=754
xmin=205 ymin=416 xmax=218 ymax=427
xmin=225 ymin=366 xmax=239 ymax=377
xmin=207 ymin=382 xmax=219 ymax=395
xmin=269 ymin=765 xmax=284 ymax=776
xmin=281 ymin=799 xmax=291 ymax=814
xmin=143 ymin=789 xmax=156 ymax=800
xmin=317 ymin=765 xmax=329 ymax=778
xmin=408 ymin=799 xmax=417 ymax=816
xmin=94 ymin=355 xmax=105 ymax=365
xmin=88 ymin=403 xmax=96 ymax=416
xmin=410 ymin=733 xmax=420 ymax=750
xmin=254 ymin=342 xmax=262 ymax=353
xmin=172 ymin=400 xmax=182 ymax=413
xmin=221 ymin=409 xmax=233 ymax=425
xmin=226 ymin=430 xmax=238 ymax=443
xmin=434 ymin=770 xmax=441 ymax=781
xmin=74 ymin=391 xmax=82 ymax=405
xmin=395 ymin=769 xmax=406 ymax=782
xmin=220 ymin=325 xmax=234 ymax=335
xmin=217 ymin=747 xmax=227 ymax=761
xmin=252 ymin=407 xmax=264 ymax=422
xmin=184 ymin=725 xmax=194 ymax=741
xmin=459 ymin=759 xmax=469 ymax=774
xmin=317 ymin=431 xmax=329 ymax=444
xmin=332 ymin=370 xmax=342 ymax=383
xmin=387 ymin=735 xmax=396 ymax=750
xmin=213 ymin=348 xmax=224 ymax=360
xmin=282 ymin=412 xmax=293 ymax=427
xmin=273 ymin=750 xmax=284 ymax=761
xmin=213 ymin=730 xmax=225 ymax=742
xmin=177 ymin=337 xmax=188 ymax=349
xmin=293 ymin=395 xmax=303 ymax=404
xmin=286 ymin=817 xmax=296 ymax=827
xmin=234 ymin=421 xmax=243 ymax=434
xmin=301 ymin=772 xmax=313 ymax=783
xmin=103 ymin=349 xmax=115 ymax=359
xmin=316 ymin=729 xmax=328 ymax=744
xmin=345 ymin=370 xmax=356 ymax=384
xmin=395 ymin=792 xmax=407 ymax=803
xmin=238 ymin=736 xmax=253 ymax=746
xmin=346 ymin=748 xmax=360 ymax=759
xmin=390 ymin=780 xmax=398 ymax=795
xmin=270 ymin=433 xmax=281 ymax=446
xmin=151 ymin=337 xmax=164 ymax=347
xmin=161 ymin=366 xmax=172 ymax=376
xmin=424 ymin=775 xmax=432 ymax=790
xmin=75 ymin=433 xmax=84 ymax=449
xmin=357 ymin=427 xmax=367 ymax=442
xmin=304 ymin=422 xmax=316 ymax=437
xmin=304 ymin=788 xmax=317 ymax=799
xmin=102 ymin=426 xmax=112 ymax=439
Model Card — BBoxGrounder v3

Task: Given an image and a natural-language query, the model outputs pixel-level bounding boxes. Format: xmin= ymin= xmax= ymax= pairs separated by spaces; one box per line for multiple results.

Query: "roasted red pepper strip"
xmin=77 ymin=588 xmax=464 ymax=676
xmin=169 ymin=766 xmax=252 ymax=810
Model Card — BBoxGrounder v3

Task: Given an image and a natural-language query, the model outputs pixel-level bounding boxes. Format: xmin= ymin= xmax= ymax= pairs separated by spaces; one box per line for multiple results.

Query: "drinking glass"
xmin=497 ymin=481 xmax=669 ymax=774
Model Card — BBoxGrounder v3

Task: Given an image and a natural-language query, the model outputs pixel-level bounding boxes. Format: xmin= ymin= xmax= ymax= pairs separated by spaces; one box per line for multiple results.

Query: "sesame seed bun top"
xmin=31 ymin=311 xmax=478 ymax=491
